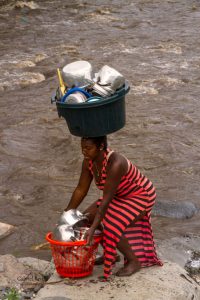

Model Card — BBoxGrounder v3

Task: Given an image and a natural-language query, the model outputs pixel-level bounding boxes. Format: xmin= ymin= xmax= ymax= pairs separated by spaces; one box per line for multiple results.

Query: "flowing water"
xmin=0 ymin=0 xmax=200 ymax=260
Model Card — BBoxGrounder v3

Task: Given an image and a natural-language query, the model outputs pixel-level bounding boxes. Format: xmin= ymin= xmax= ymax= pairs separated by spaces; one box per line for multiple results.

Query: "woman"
xmin=65 ymin=136 xmax=162 ymax=279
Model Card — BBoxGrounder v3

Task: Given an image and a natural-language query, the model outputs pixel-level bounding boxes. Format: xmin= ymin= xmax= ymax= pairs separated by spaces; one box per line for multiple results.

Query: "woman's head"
xmin=81 ymin=136 xmax=107 ymax=160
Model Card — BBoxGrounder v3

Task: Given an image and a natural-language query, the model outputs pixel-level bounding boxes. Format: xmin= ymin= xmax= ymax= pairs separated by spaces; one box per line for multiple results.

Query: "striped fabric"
xmin=89 ymin=149 xmax=162 ymax=278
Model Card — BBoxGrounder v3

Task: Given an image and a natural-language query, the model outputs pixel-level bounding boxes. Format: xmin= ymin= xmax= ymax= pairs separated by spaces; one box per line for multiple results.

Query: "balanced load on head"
xmin=51 ymin=60 xmax=130 ymax=137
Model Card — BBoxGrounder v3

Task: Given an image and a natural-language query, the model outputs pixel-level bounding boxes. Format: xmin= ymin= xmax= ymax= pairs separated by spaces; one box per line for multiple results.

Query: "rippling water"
xmin=0 ymin=0 xmax=200 ymax=259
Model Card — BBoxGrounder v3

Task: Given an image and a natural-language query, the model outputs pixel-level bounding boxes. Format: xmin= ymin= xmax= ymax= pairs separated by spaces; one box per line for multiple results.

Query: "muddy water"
xmin=0 ymin=0 xmax=200 ymax=260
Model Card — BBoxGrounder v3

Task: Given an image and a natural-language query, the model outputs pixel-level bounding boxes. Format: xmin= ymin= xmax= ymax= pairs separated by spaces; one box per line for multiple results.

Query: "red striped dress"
xmin=89 ymin=149 xmax=163 ymax=279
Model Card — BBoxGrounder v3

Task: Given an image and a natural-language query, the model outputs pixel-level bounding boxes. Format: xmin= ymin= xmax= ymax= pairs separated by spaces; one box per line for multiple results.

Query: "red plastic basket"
xmin=46 ymin=232 xmax=102 ymax=278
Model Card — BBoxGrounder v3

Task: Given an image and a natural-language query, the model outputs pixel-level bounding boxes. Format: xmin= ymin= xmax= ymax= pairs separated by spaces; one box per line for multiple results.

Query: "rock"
xmin=156 ymin=235 xmax=200 ymax=268
xmin=18 ymin=257 xmax=55 ymax=279
xmin=185 ymin=251 xmax=200 ymax=275
xmin=0 ymin=255 xmax=44 ymax=293
xmin=18 ymin=257 xmax=49 ymax=272
xmin=34 ymin=261 xmax=200 ymax=300
xmin=0 ymin=222 xmax=15 ymax=240
xmin=152 ymin=200 xmax=198 ymax=219
xmin=1 ymin=253 xmax=200 ymax=300
xmin=0 ymin=254 xmax=26 ymax=288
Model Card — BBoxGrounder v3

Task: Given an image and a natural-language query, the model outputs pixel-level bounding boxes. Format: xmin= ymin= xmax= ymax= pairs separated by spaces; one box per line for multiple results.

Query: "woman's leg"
xmin=115 ymin=210 xmax=146 ymax=276
xmin=116 ymin=234 xmax=140 ymax=276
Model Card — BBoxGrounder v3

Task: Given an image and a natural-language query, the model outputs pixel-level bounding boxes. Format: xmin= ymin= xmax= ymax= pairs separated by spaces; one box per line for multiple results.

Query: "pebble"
xmin=0 ymin=222 xmax=15 ymax=239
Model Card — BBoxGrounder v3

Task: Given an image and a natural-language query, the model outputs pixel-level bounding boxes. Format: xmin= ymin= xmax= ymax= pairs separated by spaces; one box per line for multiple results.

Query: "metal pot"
xmin=59 ymin=209 xmax=88 ymax=227
xmin=94 ymin=65 xmax=125 ymax=92
xmin=53 ymin=224 xmax=75 ymax=242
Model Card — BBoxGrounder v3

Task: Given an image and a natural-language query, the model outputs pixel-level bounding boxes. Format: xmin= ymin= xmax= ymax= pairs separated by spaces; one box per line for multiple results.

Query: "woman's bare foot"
xmin=115 ymin=261 xmax=141 ymax=277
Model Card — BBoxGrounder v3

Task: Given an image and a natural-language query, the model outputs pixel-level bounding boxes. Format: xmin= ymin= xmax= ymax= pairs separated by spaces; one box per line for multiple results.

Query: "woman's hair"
xmin=81 ymin=136 xmax=107 ymax=150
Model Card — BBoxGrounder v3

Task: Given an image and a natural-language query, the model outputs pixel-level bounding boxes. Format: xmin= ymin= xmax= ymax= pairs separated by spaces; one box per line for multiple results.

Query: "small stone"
xmin=0 ymin=222 xmax=15 ymax=240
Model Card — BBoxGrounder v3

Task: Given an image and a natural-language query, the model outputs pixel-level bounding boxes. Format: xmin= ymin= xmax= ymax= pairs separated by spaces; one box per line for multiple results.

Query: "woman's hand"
xmin=84 ymin=227 xmax=95 ymax=245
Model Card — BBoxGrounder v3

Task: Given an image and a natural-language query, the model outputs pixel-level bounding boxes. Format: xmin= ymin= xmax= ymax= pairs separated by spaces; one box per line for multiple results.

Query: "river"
xmin=0 ymin=0 xmax=200 ymax=260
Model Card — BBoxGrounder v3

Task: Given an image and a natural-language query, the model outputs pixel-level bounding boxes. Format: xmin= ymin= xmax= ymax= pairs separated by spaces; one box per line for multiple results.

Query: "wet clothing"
xmin=89 ymin=149 xmax=162 ymax=278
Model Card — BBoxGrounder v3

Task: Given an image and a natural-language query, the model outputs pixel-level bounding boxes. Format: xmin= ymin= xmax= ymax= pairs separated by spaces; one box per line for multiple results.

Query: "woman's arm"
xmin=85 ymin=154 xmax=127 ymax=243
xmin=64 ymin=159 xmax=93 ymax=211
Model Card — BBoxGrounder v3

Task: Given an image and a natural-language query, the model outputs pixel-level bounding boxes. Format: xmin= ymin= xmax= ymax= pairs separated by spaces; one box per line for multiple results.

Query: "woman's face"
xmin=81 ymin=139 xmax=101 ymax=160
